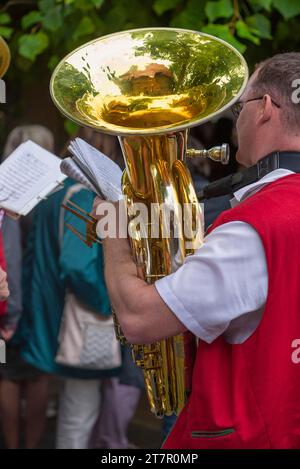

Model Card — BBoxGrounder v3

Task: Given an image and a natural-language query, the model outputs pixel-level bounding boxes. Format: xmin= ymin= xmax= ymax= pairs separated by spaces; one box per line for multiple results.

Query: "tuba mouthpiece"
xmin=186 ymin=143 xmax=229 ymax=164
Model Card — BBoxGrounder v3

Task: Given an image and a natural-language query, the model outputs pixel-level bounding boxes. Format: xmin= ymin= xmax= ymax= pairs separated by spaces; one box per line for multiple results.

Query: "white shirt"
xmin=155 ymin=169 xmax=294 ymax=344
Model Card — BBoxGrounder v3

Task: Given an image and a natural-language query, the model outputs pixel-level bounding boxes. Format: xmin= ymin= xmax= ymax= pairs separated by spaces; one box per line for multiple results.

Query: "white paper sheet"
xmin=64 ymin=138 xmax=123 ymax=202
xmin=0 ymin=140 xmax=66 ymax=215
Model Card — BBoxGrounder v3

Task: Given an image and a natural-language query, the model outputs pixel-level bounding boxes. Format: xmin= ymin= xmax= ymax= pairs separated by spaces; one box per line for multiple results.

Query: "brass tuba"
xmin=50 ymin=28 xmax=248 ymax=417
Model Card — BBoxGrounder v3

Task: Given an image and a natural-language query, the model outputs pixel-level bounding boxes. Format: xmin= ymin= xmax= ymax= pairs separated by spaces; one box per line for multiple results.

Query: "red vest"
xmin=163 ymin=174 xmax=300 ymax=449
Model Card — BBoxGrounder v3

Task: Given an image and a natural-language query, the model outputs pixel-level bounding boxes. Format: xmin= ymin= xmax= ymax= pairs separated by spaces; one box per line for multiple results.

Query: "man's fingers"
xmin=0 ymin=267 xmax=9 ymax=300
xmin=0 ymin=287 xmax=9 ymax=301
xmin=5 ymin=209 xmax=20 ymax=220
xmin=0 ymin=267 xmax=7 ymax=281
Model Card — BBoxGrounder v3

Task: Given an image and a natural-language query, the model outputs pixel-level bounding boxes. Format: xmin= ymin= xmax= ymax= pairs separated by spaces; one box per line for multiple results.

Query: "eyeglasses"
xmin=231 ymin=96 xmax=281 ymax=118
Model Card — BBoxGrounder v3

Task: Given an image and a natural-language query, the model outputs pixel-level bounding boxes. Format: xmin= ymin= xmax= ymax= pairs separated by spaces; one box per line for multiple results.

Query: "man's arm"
xmin=94 ymin=198 xmax=268 ymax=345
xmin=103 ymin=235 xmax=186 ymax=344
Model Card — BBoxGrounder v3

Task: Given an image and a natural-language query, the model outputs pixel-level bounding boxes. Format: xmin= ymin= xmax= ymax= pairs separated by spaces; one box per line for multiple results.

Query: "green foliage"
xmin=248 ymin=0 xmax=272 ymax=12
xmin=1 ymin=0 xmax=300 ymax=123
xmin=246 ymin=14 xmax=272 ymax=40
xmin=202 ymin=23 xmax=246 ymax=52
xmin=64 ymin=118 xmax=79 ymax=136
xmin=205 ymin=0 xmax=234 ymax=22
xmin=0 ymin=0 xmax=299 ymax=76
xmin=272 ymin=0 xmax=300 ymax=20
xmin=0 ymin=0 xmax=298 ymax=148
xmin=18 ymin=32 xmax=49 ymax=61
xmin=154 ymin=0 xmax=182 ymax=16
xmin=0 ymin=12 xmax=13 ymax=39
xmin=21 ymin=11 xmax=43 ymax=30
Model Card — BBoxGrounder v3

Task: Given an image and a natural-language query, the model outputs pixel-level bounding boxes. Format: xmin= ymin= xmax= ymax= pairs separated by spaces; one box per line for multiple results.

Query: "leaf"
xmin=18 ymin=32 xmax=49 ymax=61
xmin=153 ymin=0 xmax=182 ymax=16
xmin=205 ymin=0 xmax=234 ymax=22
xmin=21 ymin=11 xmax=42 ymax=30
xmin=73 ymin=16 xmax=95 ymax=40
xmin=272 ymin=0 xmax=300 ymax=20
xmin=236 ymin=20 xmax=260 ymax=45
xmin=170 ymin=0 xmax=206 ymax=29
xmin=202 ymin=24 xmax=246 ymax=53
xmin=64 ymin=119 xmax=79 ymax=136
xmin=0 ymin=13 xmax=11 ymax=25
xmin=48 ymin=54 xmax=60 ymax=70
xmin=91 ymin=0 xmax=104 ymax=7
xmin=74 ymin=0 xmax=95 ymax=10
xmin=246 ymin=14 xmax=272 ymax=39
xmin=38 ymin=0 xmax=56 ymax=13
xmin=248 ymin=0 xmax=272 ymax=11
xmin=0 ymin=26 xmax=13 ymax=39
xmin=42 ymin=6 xmax=63 ymax=32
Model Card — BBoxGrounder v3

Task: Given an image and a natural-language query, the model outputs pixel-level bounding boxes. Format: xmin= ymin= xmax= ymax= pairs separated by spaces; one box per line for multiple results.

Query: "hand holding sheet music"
xmin=61 ymin=138 xmax=123 ymax=202
xmin=0 ymin=140 xmax=66 ymax=216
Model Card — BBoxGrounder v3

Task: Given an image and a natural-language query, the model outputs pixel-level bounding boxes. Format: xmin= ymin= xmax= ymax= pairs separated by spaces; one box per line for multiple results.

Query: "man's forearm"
xmin=94 ymin=198 xmax=186 ymax=343
xmin=103 ymin=237 xmax=149 ymax=331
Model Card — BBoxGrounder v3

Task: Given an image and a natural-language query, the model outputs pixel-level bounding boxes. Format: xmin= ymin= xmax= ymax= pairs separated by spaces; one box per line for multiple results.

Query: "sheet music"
xmin=65 ymin=138 xmax=123 ymax=202
xmin=0 ymin=140 xmax=66 ymax=215
xmin=61 ymin=157 xmax=101 ymax=195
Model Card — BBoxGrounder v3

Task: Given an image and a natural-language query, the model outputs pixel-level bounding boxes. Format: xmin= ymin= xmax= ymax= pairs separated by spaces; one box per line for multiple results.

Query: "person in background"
xmin=65 ymin=129 xmax=143 ymax=450
xmin=90 ymin=346 xmax=143 ymax=449
xmin=3 ymin=127 xmax=140 ymax=449
xmin=0 ymin=127 xmax=121 ymax=449
xmin=0 ymin=125 xmax=54 ymax=449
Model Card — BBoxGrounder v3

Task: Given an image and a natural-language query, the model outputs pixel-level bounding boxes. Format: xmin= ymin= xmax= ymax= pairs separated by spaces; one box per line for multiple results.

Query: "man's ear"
xmin=258 ymin=94 xmax=272 ymax=124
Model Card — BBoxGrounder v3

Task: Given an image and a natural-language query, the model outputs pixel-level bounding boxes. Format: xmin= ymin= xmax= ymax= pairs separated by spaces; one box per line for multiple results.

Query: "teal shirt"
xmin=16 ymin=179 xmax=121 ymax=379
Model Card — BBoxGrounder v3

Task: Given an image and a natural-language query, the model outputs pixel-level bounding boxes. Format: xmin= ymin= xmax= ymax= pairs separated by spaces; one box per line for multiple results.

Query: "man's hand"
xmin=0 ymin=267 xmax=9 ymax=301
xmin=5 ymin=210 xmax=20 ymax=220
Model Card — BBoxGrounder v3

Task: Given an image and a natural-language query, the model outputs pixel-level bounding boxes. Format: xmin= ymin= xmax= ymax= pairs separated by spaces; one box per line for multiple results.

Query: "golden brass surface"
xmin=186 ymin=143 xmax=229 ymax=164
xmin=50 ymin=27 xmax=248 ymax=417
xmin=50 ymin=28 xmax=248 ymax=135
xmin=61 ymin=200 xmax=101 ymax=247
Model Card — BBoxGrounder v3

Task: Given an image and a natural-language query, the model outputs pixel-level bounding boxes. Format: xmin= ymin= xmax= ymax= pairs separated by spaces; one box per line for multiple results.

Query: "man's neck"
xmin=253 ymin=137 xmax=300 ymax=166
xmin=198 ymin=150 xmax=300 ymax=201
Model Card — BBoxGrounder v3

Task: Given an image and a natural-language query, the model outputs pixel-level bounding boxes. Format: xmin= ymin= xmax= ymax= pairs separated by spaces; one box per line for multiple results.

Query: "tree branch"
xmin=1 ymin=0 xmax=36 ymax=12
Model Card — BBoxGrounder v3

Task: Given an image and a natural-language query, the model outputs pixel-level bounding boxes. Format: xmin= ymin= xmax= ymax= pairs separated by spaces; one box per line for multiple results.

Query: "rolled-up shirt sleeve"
xmin=155 ymin=221 xmax=268 ymax=343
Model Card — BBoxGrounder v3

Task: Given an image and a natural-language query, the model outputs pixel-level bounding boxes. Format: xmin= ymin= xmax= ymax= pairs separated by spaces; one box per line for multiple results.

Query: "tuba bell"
xmin=50 ymin=28 xmax=248 ymax=417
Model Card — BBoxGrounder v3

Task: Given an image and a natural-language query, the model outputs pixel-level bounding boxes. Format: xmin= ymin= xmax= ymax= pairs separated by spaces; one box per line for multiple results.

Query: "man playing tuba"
xmin=93 ymin=52 xmax=300 ymax=449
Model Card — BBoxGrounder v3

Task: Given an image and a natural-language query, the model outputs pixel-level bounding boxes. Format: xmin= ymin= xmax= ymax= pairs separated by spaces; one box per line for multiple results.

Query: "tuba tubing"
xmin=50 ymin=27 xmax=248 ymax=416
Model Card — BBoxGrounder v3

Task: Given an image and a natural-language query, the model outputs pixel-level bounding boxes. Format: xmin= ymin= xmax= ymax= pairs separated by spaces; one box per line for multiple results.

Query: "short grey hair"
xmin=252 ymin=52 xmax=300 ymax=133
xmin=3 ymin=125 xmax=54 ymax=159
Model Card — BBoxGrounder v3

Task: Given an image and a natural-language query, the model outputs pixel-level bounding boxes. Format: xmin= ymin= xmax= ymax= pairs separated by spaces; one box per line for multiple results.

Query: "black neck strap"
xmin=197 ymin=151 xmax=300 ymax=201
